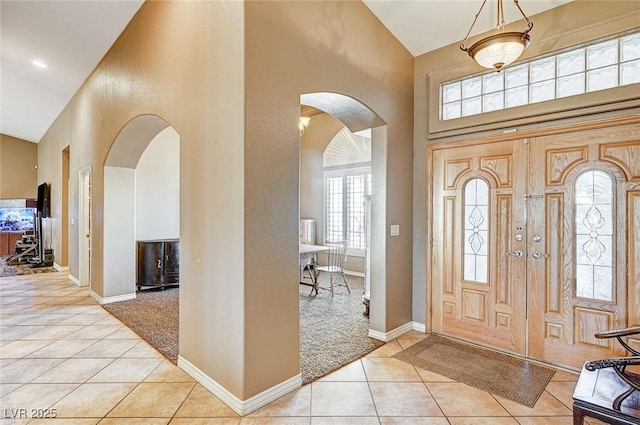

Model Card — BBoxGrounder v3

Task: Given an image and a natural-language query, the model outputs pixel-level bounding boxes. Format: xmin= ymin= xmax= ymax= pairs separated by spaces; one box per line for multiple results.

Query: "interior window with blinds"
xmin=324 ymin=168 xmax=371 ymax=250
xmin=323 ymin=128 xmax=372 ymax=252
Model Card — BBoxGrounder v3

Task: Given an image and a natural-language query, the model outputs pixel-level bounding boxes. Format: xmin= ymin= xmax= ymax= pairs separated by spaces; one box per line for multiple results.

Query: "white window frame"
xmin=323 ymin=164 xmax=371 ymax=257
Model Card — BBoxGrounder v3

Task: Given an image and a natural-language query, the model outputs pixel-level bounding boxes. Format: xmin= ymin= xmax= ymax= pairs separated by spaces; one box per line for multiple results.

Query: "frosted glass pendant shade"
xmin=460 ymin=0 xmax=533 ymax=72
xmin=468 ymin=32 xmax=530 ymax=71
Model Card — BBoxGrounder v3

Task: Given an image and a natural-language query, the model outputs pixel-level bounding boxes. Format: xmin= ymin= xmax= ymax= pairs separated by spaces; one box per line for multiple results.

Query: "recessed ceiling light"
xmin=32 ymin=59 xmax=48 ymax=69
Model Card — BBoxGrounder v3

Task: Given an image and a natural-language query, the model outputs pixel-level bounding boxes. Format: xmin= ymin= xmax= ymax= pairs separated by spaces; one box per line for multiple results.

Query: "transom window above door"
xmin=440 ymin=30 xmax=640 ymax=121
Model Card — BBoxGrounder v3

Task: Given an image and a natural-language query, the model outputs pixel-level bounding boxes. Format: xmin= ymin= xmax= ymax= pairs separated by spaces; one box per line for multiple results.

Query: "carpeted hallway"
xmin=299 ymin=275 xmax=384 ymax=383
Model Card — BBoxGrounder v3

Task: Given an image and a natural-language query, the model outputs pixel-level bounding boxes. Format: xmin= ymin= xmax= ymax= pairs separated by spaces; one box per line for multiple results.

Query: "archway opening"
xmin=299 ymin=92 xmax=387 ymax=383
xmin=102 ymin=115 xmax=180 ymax=300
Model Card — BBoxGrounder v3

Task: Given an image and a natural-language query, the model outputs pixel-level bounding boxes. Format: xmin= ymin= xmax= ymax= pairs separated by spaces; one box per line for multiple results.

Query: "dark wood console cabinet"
xmin=136 ymin=239 xmax=179 ymax=290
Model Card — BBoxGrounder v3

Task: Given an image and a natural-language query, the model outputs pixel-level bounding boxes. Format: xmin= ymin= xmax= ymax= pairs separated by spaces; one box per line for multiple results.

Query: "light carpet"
xmin=101 ymin=287 xmax=179 ymax=363
xmin=299 ymin=275 xmax=383 ymax=384
xmin=102 ymin=274 xmax=382 ymax=384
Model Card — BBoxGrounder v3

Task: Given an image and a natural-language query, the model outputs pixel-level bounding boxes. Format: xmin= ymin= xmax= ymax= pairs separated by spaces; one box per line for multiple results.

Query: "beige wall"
xmin=0 ymin=134 xmax=37 ymax=199
xmin=243 ymin=0 xmax=413 ymax=396
xmin=412 ymin=0 xmax=640 ymax=326
xmin=38 ymin=0 xmax=247 ymax=399
xmin=300 ymin=113 xmax=343 ymax=235
xmin=36 ymin=0 xmax=413 ymax=408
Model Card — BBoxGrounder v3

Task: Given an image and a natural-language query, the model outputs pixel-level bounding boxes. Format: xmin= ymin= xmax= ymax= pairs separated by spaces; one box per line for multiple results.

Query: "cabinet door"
xmin=137 ymin=241 xmax=164 ymax=286
xmin=164 ymin=241 xmax=179 ymax=275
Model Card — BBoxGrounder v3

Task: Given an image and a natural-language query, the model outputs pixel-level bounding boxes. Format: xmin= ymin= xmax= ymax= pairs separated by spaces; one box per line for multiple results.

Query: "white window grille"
xmin=324 ymin=168 xmax=371 ymax=251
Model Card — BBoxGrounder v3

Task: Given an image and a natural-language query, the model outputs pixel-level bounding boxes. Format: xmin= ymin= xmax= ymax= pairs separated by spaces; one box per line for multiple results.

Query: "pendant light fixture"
xmin=460 ymin=0 xmax=533 ymax=71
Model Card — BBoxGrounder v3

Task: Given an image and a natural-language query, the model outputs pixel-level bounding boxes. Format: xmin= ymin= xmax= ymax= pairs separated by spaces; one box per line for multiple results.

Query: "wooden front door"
xmin=431 ymin=138 xmax=528 ymax=355
xmin=526 ymin=123 xmax=640 ymax=368
xmin=430 ymin=119 xmax=640 ymax=369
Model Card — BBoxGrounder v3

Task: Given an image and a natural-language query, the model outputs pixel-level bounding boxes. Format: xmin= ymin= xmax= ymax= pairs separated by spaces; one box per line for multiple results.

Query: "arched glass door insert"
xmin=575 ymin=170 xmax=614 ymax=302
xmin=464 ymin=178 xmax=489 ymax=283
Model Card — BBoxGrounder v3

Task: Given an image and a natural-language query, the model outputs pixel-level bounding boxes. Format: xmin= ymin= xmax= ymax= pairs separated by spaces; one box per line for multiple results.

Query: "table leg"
xmin=310 ymin=253 xmax=319 ymax=294
xmin=300 ymin=253 xmax=317 ymax=294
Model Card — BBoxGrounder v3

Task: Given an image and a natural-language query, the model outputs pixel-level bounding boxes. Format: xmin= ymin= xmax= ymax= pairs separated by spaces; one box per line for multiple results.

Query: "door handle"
xmin=531 ymin=251 xmax=549 ymax=259
xmin=506 ymin=250 xmax=523 ymax=258
xmin=157 ymin=259 xmax=162 ymax=268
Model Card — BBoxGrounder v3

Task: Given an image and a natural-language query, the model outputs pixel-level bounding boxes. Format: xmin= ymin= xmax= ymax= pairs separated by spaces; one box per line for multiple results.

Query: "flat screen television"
xmin=0 ymin=208 xmax=36 ymax=232
xmin=37 ymin=182 xmax=50 ymax=218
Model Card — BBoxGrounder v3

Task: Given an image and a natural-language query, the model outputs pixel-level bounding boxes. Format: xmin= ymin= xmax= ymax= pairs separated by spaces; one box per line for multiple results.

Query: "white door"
xmin=79 ymin=167 xmax=91 ymax=287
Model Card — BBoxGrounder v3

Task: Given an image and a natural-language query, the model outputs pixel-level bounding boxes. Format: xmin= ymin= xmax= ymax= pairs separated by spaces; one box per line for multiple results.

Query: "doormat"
xmin=393 ymin=334 xmax=555 ymax=407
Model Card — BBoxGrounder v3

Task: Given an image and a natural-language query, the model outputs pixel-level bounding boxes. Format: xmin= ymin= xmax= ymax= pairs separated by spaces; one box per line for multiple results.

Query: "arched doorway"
xmin=299 ymin=92 xmax=388 ymax=380
xmin=101 ymin=115 xmax=180 ymax=301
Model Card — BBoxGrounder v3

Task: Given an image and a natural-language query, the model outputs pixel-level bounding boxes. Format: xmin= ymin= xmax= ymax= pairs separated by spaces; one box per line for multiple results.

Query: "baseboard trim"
xmin=344 ymin=270 xmax=364 ymax=278
xmin=178 ymin=355 xmax=302 ymax=416
xmin=90 ymin=291 xmax=136 ymax=305
xmin=53 ymin=262 xmax=69 ymax=272
xmin=68 ymin=274 xmax=81 ymax=286
xmin=412 ymin=321 xmax=426 ymax=333
xmin=368 ymin=321 xmax=414 ymax=342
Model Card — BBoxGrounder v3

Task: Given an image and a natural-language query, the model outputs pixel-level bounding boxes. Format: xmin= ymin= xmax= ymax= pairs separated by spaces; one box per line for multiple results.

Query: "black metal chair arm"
xmin=595 ymin=326 xmax=640 ymax=339
xmin=594 ymin=326 xmax=640 ymax=356
xmin=585 ymin=356 xmax=640 ymax=372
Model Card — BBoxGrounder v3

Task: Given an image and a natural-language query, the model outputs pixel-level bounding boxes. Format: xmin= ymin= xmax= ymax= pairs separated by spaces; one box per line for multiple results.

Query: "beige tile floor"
xmin=0 ymin=272 xmax=606 ymax=424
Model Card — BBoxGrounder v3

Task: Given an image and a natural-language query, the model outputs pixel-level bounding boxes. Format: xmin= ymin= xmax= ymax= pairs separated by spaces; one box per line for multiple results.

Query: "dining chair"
xmin=317 ymin=240 xmax=349 ymax=296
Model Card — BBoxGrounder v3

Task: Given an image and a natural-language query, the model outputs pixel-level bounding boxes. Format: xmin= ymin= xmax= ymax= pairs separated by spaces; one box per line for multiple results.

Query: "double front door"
xmin=430 ymin=120 xmax=640 ymax=369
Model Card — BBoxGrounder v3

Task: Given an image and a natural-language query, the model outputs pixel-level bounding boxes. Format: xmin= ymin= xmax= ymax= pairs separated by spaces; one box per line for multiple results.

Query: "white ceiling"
xmin=0 ymin=0 xmax=572 ymax=144
xmin=0 ymin=0 xmax=144 ymax=143
xmin=362 ymin=0 xmax=573 ymax=57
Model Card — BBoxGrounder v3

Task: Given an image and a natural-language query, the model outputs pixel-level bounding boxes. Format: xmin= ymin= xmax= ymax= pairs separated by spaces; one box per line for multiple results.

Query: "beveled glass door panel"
xmin=431 ymin=139 xmax=528 ymax=355
xmin=527 ymin=123 xmax=640 ymax=368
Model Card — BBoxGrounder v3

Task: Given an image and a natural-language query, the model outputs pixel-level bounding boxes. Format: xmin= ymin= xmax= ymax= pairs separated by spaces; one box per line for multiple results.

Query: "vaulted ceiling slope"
xmin=0 ymin=0 xmax=144 ymax=143
xmin=0 ymin=0 xmax=571 ymax=144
